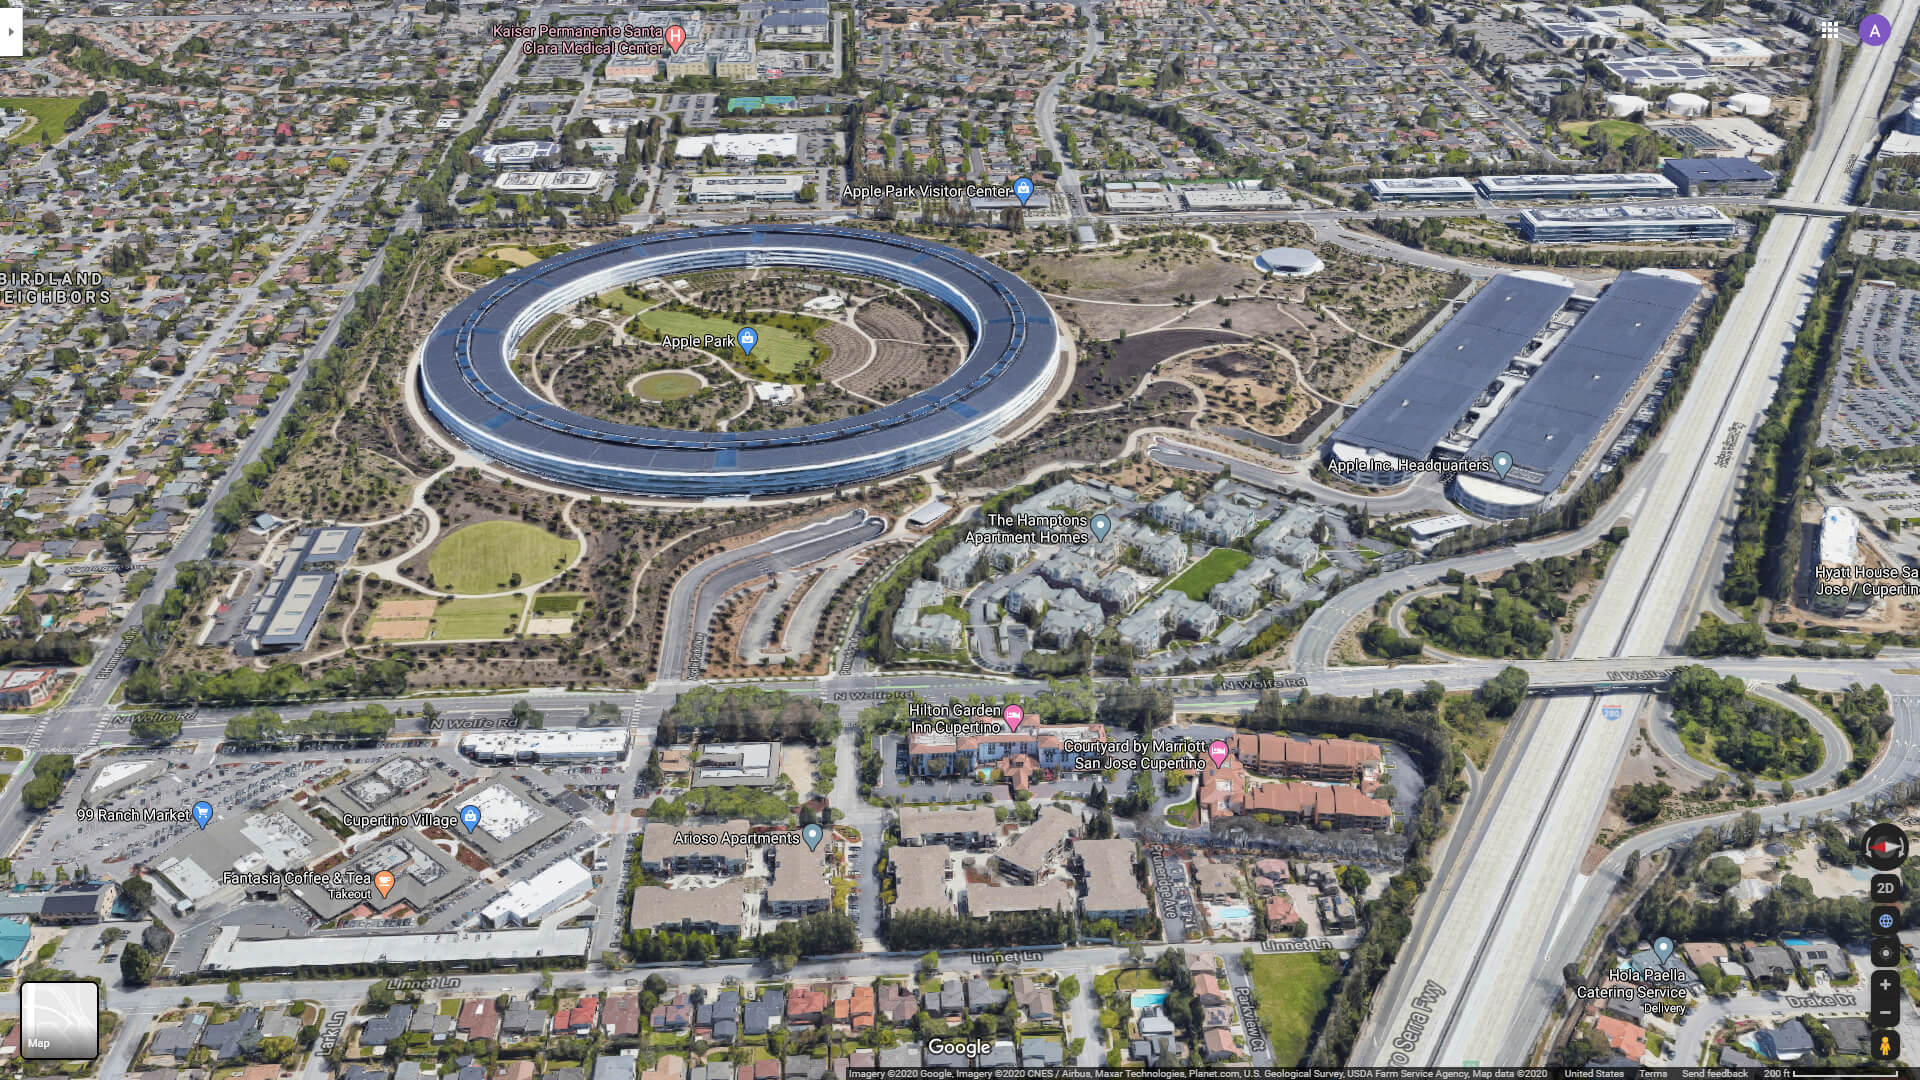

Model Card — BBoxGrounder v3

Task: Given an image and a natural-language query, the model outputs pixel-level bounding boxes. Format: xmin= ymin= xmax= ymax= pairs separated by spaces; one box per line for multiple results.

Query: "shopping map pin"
xmin=1491 ymin=451 xmax=1513 ymax=479
xmin=460 ymin=804 xmax=481 ymax=834
xmin=1089 ymin=514 xmax=1111 ymax=542
xmin=737 ymin=327 xmax=758 ymax=356
xmin=1013 ymin=177 xmax=1034 ymax=206
xmin=1651 ymin=936 xmax=1674 ymax=966
xmin=665 ymin=24 xmax=686 ymax=52
xmin=1208 ymin=740 xmax=1230 ymax=768
xmin=192 ymin=801 xmax=213 ymax=829
xmin=1003 ymin=703 xmax=1024 ymax=732
xmin=801 ymin=823 xmax=824 ymax=851
xmin=375 ymin=870 xmax=395 ymax=899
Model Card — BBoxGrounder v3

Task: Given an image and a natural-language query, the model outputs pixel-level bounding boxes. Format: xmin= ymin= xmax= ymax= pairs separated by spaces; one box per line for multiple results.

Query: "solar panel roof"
xmin=1474 ymin=272 xmax=1701 ymax=493
xmin=1331 ymin=274 xmax=1575 ymax=462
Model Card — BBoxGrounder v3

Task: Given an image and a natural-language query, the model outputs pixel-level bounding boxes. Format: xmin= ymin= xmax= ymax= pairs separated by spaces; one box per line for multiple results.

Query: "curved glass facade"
xmin=419 ymin=225 xmax=1061 ymax=496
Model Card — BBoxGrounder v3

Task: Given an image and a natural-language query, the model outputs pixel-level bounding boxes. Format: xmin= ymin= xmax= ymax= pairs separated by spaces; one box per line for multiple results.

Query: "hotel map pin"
xmin=375 ymin=870 xmax=395 ymax=899
xmin=665 ymin=23 xmax=686 ymax=53
xmin=191 ymin=800 xmax=213 ymax=829
xmin=1207 ymin=740 xmax=1231 ymax=768
xmin=1651 ymin=936 xmax=1675 ymax=966
xmin=1014 ymin=177 xmax=1034 ymax=207
xmin=801 ymin=823 xmax=824 ymax=852
xmin=460 ymin=804 xmax=481 ymax=835
xmin=1491 ymin=451 xmax=1514 ymax=480
xmin=737 ymin=326 xmax=758 ymax=356
xmin=1003 ymin=703 xmax=1025 ymax=732
xmin=1089 ymin=514 xmax=1111 ymax=542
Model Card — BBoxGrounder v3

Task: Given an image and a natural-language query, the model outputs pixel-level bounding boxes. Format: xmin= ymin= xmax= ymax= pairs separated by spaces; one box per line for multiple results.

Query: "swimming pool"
xmin=1211 ymin=905 xmax=1253 ymax=921
xmin=1131 ymin=990 xmax=1169 ymax=1009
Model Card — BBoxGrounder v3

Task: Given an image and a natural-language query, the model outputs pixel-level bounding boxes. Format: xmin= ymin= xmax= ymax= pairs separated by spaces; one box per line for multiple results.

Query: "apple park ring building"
xmin=419 ymin=224 xmax=1063 ymax=497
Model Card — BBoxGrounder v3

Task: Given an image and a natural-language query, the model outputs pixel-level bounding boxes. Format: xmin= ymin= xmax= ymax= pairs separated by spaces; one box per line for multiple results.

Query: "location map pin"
xmin=1652 ymin=936 xmax=1675 ymax=966
xmin=1861 ymin=12 xmax=1891 ymax=43
xmin=1491 ymin=451 xmax=1514 ymax=479
xmin=192 ymin=801 xmax=213 ymax=830
xmin=1003 ymin=703 xmax=1025 ymax=732
xmin=801 ymin=823 xmax=824 ymax=852
xmin=1014 ymin=177 xmax=1034 ymax=206
xmin=1089 ymin=514 xmax=1111 ymax=542
xmin=737 ymin=327 xmax=758 ymax=356
xmin=665 ymin=24 xmax=687 ymax=53
xmin=460 ymin=804 xmax=481 ymax=835
xmin=1207 ymin=740 xmax=1230 ymax=768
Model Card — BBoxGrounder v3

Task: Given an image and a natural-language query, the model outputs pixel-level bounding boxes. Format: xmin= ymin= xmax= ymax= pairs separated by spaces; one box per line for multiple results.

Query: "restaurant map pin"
xmin=375 ymin=870 xmax=395 ymax=899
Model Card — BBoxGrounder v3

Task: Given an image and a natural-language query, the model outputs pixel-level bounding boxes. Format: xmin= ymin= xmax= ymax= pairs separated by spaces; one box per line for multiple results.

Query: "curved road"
xmin=1639 ymin=683 xmax=1850 ymax=796
xmin=656 ymin=510 xmax=886 ymax=681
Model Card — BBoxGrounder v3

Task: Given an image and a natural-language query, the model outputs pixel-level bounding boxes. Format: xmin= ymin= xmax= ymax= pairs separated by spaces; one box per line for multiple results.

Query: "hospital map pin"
xmin=1491 ymin=451 xmax=1514 ymax=479
xmin=665 ymin=24 xmax=687 ymax=53
xmin=192 ymin=801 xmax=213 ymax=829
xmin=460 ymin=804 xmax=481 ymax=834
xmin=1089 ymin=514 xmax=1111 ymax=542
xmin=1014 ymin=177 xmax=1034 ymax=206
xmin=801 ymin=823 xmax=824 ymax=851
xmin=737 ymin=327 xmax=758 ymax=356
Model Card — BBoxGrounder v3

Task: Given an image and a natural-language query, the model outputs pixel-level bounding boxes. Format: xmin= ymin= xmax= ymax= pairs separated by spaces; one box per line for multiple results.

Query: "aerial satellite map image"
xmin=0 ymin=0 xmax=1919 ymax=1075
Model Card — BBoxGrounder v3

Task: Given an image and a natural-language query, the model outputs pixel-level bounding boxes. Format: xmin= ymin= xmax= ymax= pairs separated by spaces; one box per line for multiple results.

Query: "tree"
xmin=1617 ymin=781 xmax=1670 ymax=824
xmin=120 ymin=943 xmax=155 ymax=986
xmin=121 ymin=876 xmax=155 ymax=915
xmin=1338 ymin=865 xmax=1371 ymax=899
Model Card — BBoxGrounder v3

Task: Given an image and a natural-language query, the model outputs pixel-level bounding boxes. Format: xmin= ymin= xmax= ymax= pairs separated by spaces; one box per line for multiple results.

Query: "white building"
xmin=1683 ymin=37 xmax=1773 ymax=66
xmin=1819 ymin=505 xmax=1858 ymax=568
xmin=479 ymin=859 xmax=595 ymax=928
xmin=676 ymin=132 xmax=801 ymax=160
xmin=689 ymin=174 xmax=807 ymax=202
xmin=460 ymin=729 xmax=631 ymax=764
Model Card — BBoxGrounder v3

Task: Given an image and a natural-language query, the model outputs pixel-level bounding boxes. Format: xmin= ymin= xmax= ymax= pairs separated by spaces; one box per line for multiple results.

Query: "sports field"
xmin=1166 ymin=547 xmax=1252 ymax=601
xmin=0 ymin=98 xmax=87 ymax=145
xmin=427 ymin=521 xmax=578 ymax=593
xmin=634 ymin=371 xmax=704 ymax=400
xmin=431 ymin=596 xmax=525 ymax=640
xmin=1247 ymin=953 xmax=1340 ymax=1066
xmin=636 ymin=309 xmax=815 ymax=377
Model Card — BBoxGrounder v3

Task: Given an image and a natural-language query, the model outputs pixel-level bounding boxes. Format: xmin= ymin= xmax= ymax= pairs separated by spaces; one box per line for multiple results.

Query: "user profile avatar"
xmin=19 ymin=981 xmax=99 ymax=1060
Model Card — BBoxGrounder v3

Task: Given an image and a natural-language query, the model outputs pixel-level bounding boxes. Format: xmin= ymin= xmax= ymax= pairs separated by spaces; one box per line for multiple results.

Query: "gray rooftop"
xmin=1332 ymin=274 xmax=1574 ymax=462
xmin=1474 ymin=272 xmax=1700 ymax=493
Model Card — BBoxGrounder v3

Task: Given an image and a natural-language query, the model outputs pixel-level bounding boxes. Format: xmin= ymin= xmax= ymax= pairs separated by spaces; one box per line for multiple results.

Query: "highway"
xmin=1353 ymin=3 xmax=1920 ymax=1065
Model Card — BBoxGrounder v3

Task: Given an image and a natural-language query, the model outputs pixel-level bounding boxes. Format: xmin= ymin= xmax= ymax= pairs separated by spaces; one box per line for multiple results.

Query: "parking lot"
xmin=1820 ymin=282 xmax=1920 ymax=451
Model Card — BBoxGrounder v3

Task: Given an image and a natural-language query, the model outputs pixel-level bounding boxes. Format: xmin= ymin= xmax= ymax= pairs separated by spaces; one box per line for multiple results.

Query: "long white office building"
xmin=1476 ymin=173 xmax=1679 ymax=200
xmin=1518 ymin=204 xmax=1735 ymax=243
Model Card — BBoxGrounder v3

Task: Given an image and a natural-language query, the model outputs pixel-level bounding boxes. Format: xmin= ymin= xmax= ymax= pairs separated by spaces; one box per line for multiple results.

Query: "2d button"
xmin=1863 ymin=822 xmax=1909 ymax=870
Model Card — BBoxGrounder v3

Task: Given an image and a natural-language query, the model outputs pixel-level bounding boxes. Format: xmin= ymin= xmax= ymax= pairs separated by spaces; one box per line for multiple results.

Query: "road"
xmin=1353 ymin=1 xmax=1920 ymax=1064
xmin=654 ymin=511 xmax=886 ymax=681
